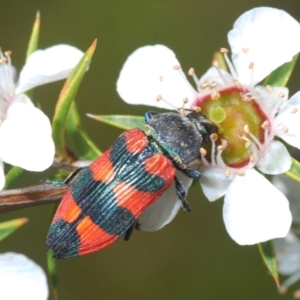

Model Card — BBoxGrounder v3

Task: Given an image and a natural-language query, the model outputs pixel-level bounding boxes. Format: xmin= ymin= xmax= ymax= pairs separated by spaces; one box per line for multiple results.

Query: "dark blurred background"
xmin=1 ymin=0 xmax=300 ymax=299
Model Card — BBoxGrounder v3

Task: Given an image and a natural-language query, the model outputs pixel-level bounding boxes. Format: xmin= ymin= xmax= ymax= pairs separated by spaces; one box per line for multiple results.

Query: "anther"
xmin=217 ymin=145 xmax=224 ymax=151
xmin=200 ymin=147 xmax=207 ymax=156
xmin=291 ymin=107 xmax=298 ymax=114
xmin=4 ymin=51 xmax=12 ymax=57
xmin=221 ymin=139 xmax=228 ymax=149
xmin=282 ymin=125 xmax=288 ymax=133
xmin=243 ymin=124 xmax=250 ymax=134
xmin=200 ymin=81 xmax=209 ymax=89
xmin=213 ymin=61 xmax=219 ymax=69
xmin=183 ymin=97 xmax=189 ymax=104
xmin=220 ymin=48 xmax=229 ymax=53
xmin=209 ymin=81 xmax=217 ymax=88
xmin=159 ymin=76 xmax=163 ymax=82
xmin=192 ymin=106 xmax=201 ymax=113
xmin=173 ymin=65 xmax=181 ymax=70
xmin=242 ymin=48 xmax=249 ymax=53
xmin=225 ymin=169 xmax=231 ymax=178
xmin=249 ymin=155 xmax=255 ymax=162
xmin=210 ymin=133 xmax=218 ymax=142
xmin=266 ymin=85 xmax=273 ymax=92
xmin=233 ymin=79 xmax=242 ymax=88
xmin=0 ymin=57 xmax=7 ymax=63
xmin=261 ymin=121 xmax=269 ymax=129
xmin=248 ymin=62 xmax=254 ymax=69
xmin=278 ymin=91 xmax=285 ymax=98
xmin=245 ymin=140 xmax=252 ymax=148
xmin=156 ymin=94 xmax=162 ymax=101
xmin=188 ymin=68 xmax=195 ymax=76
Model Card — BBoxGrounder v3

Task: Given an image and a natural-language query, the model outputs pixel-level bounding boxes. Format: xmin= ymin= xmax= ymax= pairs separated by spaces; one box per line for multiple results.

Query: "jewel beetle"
xmin=46 ymin=111 xmax=217 ymax=258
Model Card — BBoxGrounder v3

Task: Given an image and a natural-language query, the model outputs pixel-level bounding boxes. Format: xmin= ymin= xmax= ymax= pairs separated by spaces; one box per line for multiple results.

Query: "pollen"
xmin=192 ymin=106 xmax=201 ymax=113
xmin=210 ymin=133 xmax=218 ymax=142
xmin=249 ymin=155 xmax=255 ymax=162
xmin=248 ymin=62 xmax=254 ymax=69
xmin=211 ymin=91 xmax=220 ymax=100
xmin=291 ymin=107 xmax=298 ymax=114
xmin=173 ymin=65 xmax=181 ymax=70
xmin=209 ymin=81 xmax=217 ymax=89
xmin=183 ymin=97 xmax=189 ymax=104
xmin=242 ymin=47 xmax=249 ymax=53
xmin=213 ymin=61 xmax=219 ymax=68
xmin=159 ymin=76 xmax=163 ymax=82
xmin=0 ymin=57 xmax=7 ymax=63
xmin=221 ymin=139 xmax=228 ymax=149
xmin=243 ymin=124 xmax=250 ymax=134
xmin=278 ymin=91 xmax=286 ymax=98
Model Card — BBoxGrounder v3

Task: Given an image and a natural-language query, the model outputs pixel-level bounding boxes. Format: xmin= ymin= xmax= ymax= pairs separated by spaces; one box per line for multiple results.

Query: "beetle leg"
xmin=180 ymin=167 xmax=201 ymax=180
xmin=144 ymin=111 xmax=160 ymax=122
xmin=124 ymin=220 xmax=137 ymax=241
xmin=174 ymin=176 xmax=191 ymax=212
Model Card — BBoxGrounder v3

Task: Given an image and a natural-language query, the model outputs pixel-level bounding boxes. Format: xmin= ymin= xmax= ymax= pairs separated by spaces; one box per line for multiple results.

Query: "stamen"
xmin=220 ymin=48 xmax=229 ymax=54
xmin=191 ymin=106 xmax=201 ymax=113
xmin=0 ymin=57 xmax=7 ymax=63
xmin=244 ymin=124 xmax=250 ymax=134
xmin=233 ymin=79 xmax=242 ymax=88
xmin=209 ymin=81 xmax=217 ymax=89
xmin=261 ymin=121 xmax=269 ymax=129
xmin=266 ymin=85 xmax=273 ymax=92
xmin=291 ymin=107 xmax=298 ymax=114
xmin=211 ymin=91 xmax=220 ymax=100
xmin=200 ymin=81 xmax=209 ymax=89
xmin=282 ymin=125 xmax=288 ymax=133
xmin=245 ymin=140 xmax=252 ymax=148
xmin=225 ymin=169 xmax=231 ymax=178
xmin=221 ymin=139 xmax=228 ymax=149
xmin=156 ymin=94 xmax=178 ymax=110
xmin=242 ymin=48 xmax=249 ymax=54
xmin=278 ymin=91 xmax=286 ymax=98
xmin=294 ymin=289 xmax=300 ymax=299
xmin=200 ymin=147 xmax=207 ymax=156
xmin=156 ymin=94 xmax=162 ymax=101
xmin=159 ymin=76 xmax=163 ymax=82
xmin=4 ymin=51 xmax=12 ymax=57
xmin=173 ymin=65 xmax=181 ymax=70
xmin=237 ymin=170 xmax=246 ymax=176
xmin=248 ymin=62 xmax=254 ymax=69
xmin=213 ymin=61 xmax=228 ymax=84
xmin=210 ymin=133 xmax=218 ymax=142
xmin=249 ymin=155 xmax=255 ymax=162
xmin=188 ymin=67 xmax=201 ymax=89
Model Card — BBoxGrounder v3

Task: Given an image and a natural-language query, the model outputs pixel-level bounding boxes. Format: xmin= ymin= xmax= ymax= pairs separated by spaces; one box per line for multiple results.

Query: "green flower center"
xmin=193 ymin=86 xmax=269 ymax=168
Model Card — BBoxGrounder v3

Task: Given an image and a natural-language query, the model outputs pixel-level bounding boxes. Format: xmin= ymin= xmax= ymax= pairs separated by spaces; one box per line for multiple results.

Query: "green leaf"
xmin=285 ymin=157 xmax=300 ymax=183
xmin=87 ymin=114 xmax=146 ymax=131
xmin=47 ymin=250 xmax=58 ymax=300
xmin=258 ymin=241 xmax=280 ymax=287
xmin=4 ymin=166 xmax=25 ymax=189
xmin=25 ymin=11 xmax=40 ymax=100
xmin=263 ymin=54 xmax=299 ymax=87
xmin=0 ymin=218 xmax=28 ymax=241
xmin=52 ymin=39 xmax=97 ymax=158
xmin=66 ymin=102 xmax=101 ymax=160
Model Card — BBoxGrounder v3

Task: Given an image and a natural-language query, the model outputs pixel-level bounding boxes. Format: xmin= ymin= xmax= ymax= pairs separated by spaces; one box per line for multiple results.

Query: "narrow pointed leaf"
xmin=258 ymin=241 xmax=280 ymax=287
xmin=0 ymin=218 xmax=28 ymax=241
xmin=66 ymin=102 xmax=101 ymax=160
xmin=4 ymin=166 xmax=25 ymax=189
xmin=52 ymin=39 xmax=97 ymax=158
xmin=285 ymin=157 xmax=300 ymax=183
xmin=87 ymin=114 xmax=146 ymax=131
xmin=263 ymin=54 xmax=298 ymax=87
xmin=25 ymin=11 xmax=40 ymax=99
xmin=47 ymin=250 xmax=58 ymax=300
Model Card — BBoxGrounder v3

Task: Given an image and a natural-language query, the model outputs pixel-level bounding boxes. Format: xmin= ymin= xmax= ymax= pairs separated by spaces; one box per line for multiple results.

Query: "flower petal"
xmin=228 ymin=7 xmax=300 ymax=85
xmin=0 ymin=252 xmax=48 ymax=300
xmin=275 ymin=91 xmax=300 ymax=149
xmin=257 ymin=140 xmax=291 ymax=174
xmin=223 ymin=169 xmax=292 ymax=245
xmin=137 ymin=172 xmax=192 ymax=231
xmin=16 ymin=44 xmax=84 ymax=94
xmin=0 ymin=99 xmax=54 ymax=171
xmin=200 ymin=167 xmax=234 ymax=202
xmin=116 ymin=45 xmax=197 ymax=109
xmin=198 ymin=66 xmax=232 ymax=86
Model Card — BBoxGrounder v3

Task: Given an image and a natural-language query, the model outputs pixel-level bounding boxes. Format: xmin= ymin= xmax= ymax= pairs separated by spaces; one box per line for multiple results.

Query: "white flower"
xmin=117 ymin=7 xmax=300 ymax=244
xmin=0 ymin=44 xmax=83 ymax=189
xmin=0 ymin=252 xmax=48 ymax=300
